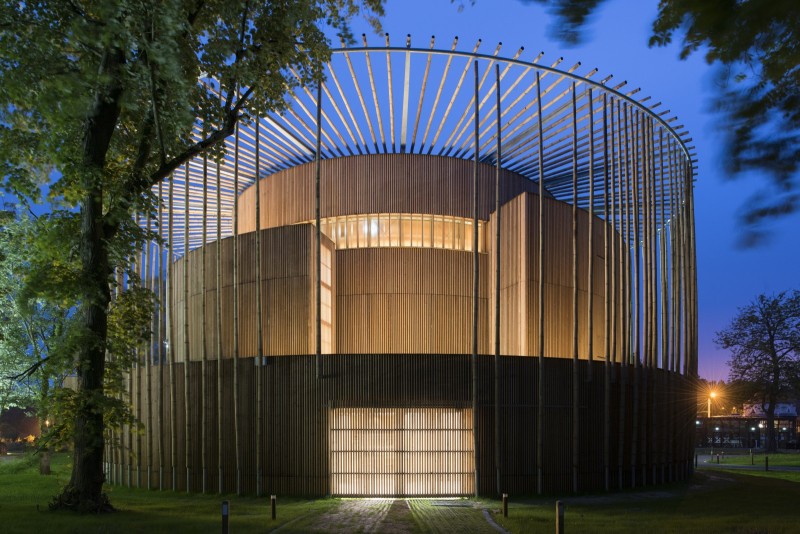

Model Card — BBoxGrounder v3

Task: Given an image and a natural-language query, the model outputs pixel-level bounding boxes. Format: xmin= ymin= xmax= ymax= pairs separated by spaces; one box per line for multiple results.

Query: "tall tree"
xmin=528 ymin=0 xmax=800 ymax=244
xmin=0 ymin=0 xmax=383 ymax=512
xmin=715 ymin=291 xmax=800 ymax=452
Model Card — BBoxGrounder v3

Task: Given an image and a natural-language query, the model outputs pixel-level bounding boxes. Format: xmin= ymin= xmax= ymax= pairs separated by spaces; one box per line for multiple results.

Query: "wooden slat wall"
xmin=336 ymin=247 xmax=489 ymax=354
xmin=488 ymin=192 xmax=624 ymax=359
xmin=120 ymin=355 xmax=695 ymax=496
xmin=237 ymin=154 xmax=540 ymax=232
xmin=172 ymin=224 xmax=334 ymax=360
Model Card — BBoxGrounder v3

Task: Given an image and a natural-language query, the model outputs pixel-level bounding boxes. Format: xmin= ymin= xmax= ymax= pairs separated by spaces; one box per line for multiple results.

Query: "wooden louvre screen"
xmin=329 ymin=407 xmax=474 ymax=496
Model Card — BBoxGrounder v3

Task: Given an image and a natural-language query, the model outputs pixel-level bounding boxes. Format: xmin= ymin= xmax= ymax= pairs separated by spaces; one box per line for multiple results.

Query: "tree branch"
xmin=6 ymin=356 xmax=48 ymax=381
xmin=148 ymin=85 xmax=255 ymax=186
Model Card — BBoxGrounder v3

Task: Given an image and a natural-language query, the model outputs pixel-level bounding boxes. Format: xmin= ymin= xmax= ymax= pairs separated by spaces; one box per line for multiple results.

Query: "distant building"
xmin=743 ymin=403 xmax=798 ymax=418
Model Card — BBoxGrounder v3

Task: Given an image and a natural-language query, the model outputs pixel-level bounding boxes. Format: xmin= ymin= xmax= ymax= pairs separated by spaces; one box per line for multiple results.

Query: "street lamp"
xmin=708 ymin=390 xmax=716 ymax=418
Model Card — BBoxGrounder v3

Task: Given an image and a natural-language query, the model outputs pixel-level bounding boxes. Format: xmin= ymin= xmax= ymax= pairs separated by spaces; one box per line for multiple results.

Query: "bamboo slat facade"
xmin=108 ymin=40 xmax=699 ymax=498
xmin=112 ymin=356 xmax=696 ymax=495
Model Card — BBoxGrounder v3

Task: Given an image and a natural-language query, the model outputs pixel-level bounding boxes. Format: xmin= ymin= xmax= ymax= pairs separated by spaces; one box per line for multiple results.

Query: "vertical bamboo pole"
xmin=158 ymin=181 xmax=165 ymax=490
xmin=645 ymin=119 xmax=655 ymax=483
xmin=658 ymin=129 xmax=670 ymax=479
xmin=215 ymin=155 xmax=223 ymax=494
xmin=570 ymin=82 xmax=579 ymax=495
xmin=666 ymin=145 xmax=675 ymax=375
xmin=608 ymin=97 xmax=623 ymax=372
xmin=128 ymin=259 xmax=134 ymax=488
xmin=255 ymin=113 xmax=264 ymax=498
xmin=602 ymin=92 xmax=611 ymax=492
xmin=621 ymin=102 xmax=633 ymax=487
xmin=315 ymin=78 xmax=322 ymax=379
xmin=168 ymin=173 xmax=177 ymax=491
xmin=493 ymin=63 xmax=502 ymax=497
xmin=153 ymin=181 xmax=164 ymax=491
xmin=688 ymin=157 xmax=696 ymax=376
xmin=687 ymin=163 xmax=698 ymax=377
xmin=145 ymin=211 xmax=153 ymax=489
xmin=663 ymin=140 xmax=675 ymax=478
xmin=136 ymin=213 xmax=144 ymax=488
xmin=233 ymin=120 xmax=242 ymax=495
xmin=640 ymin=115 xmax=650 ymax=485
xmin=536 ymin=70 xmax=545 ymax=496
xmin=183 ymin=164 xmax=191 ymax=493
xmin=116 ymin=268 xmax=125 ymax=484
xmin=587 ymin=87 xmax=595 ymax=378
xmin=610 ymin=97 xmax=618 ymax=368
xmin=630 ymin=109 xmax=641 ymax=488
xmin=471 ymin=59 xmax=480 ymax=498
xmin=201 ymin=155 xmax=208 ymax=493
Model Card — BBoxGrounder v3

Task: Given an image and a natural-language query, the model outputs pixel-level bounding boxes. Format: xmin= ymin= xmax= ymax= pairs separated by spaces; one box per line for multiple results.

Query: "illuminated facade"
xmin=109 ymin=38 xmax=698 ymax=496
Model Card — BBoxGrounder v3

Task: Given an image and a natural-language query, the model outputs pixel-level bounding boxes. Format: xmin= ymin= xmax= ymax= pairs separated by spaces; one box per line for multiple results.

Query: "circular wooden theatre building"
xmin=110 ymin=37 xmax=698 ymax=498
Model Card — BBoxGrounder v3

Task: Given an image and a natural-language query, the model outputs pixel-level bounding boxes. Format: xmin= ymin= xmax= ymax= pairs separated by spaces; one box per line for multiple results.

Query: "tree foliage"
xmin=715 ymin=291 xmax=800 ymax=451
xmin=0 ymin=0 xmax=384 ymax=512
xmin=0 ymin=214 xmax=73 ymax=414
xmin=529 ymin=0 xmax=800 ymax=244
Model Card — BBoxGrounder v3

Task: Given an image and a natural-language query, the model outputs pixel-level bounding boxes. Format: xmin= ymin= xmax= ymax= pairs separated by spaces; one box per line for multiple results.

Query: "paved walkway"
xmin=279 ymin=498 xmax=506 ymax=534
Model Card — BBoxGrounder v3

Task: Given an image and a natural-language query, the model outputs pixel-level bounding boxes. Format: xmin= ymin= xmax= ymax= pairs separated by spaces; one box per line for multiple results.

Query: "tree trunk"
xmin=51 ymin=185 xmax=114 ymax=512
xmin=766 ymin=404 xmax=777 ymax=453
xmin=52 ymin=48 xmax=124 ymax=513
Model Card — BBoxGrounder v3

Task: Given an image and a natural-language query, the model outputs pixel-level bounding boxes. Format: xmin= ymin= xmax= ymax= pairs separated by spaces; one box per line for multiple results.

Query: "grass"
xmin=2 ymin=452 xmax=800 ymax=533
xmin=0 ymin=453 xmax=337 ymax=533
xmin=488 ymin=470 xmax=800 ymax=534
xmin=706 ymin=450 xmax=800 ymax=468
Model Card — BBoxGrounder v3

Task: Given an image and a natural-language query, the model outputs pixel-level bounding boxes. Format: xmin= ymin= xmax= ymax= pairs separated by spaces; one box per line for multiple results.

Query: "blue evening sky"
xmin=346 ymin=0 xmax=800 ymax=380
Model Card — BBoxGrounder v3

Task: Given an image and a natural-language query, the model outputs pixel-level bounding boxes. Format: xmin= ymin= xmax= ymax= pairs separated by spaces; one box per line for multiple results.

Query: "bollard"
xmin=751 ymin=450 xmax=754 ymax=465
xmin=271 ymin=495 xmax=277 ymax=520
xmin=221 ymin=501 xmax=229 ymax=534
xmin=556 ymin=500 xmax=565 ymax=534
xmin=502 ymin=493 xmax=508 ymax=518
xmin=716 ymin=454 xmax=720 ymax=464
xmin=695 ymin=454 xmax=698 ymax=468
xmin=765 ymin=456 xmax=769 ymax=472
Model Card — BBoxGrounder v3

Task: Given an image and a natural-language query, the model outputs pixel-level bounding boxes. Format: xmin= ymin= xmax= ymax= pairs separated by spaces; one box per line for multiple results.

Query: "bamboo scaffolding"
xmin=130 ymin=41 xmax=699 ymax=499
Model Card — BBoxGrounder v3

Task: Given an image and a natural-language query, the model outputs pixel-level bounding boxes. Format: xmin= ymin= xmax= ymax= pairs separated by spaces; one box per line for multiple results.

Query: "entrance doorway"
xmin=329 ymin=407 xmax=474 ymax=496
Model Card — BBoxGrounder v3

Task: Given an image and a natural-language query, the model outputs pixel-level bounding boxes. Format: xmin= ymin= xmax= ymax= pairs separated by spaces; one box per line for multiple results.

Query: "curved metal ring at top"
xmin=162 ymin=38 xmax=697 ymax=257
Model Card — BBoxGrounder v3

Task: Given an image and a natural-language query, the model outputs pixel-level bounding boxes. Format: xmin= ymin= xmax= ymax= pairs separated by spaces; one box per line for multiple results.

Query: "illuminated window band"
xmin=307 ymin=213 xmax=486 ymax=253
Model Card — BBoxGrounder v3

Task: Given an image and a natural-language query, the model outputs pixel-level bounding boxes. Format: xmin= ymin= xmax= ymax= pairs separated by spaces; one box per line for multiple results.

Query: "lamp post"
xmin=708 ymin=391 xmax=716 ymax=418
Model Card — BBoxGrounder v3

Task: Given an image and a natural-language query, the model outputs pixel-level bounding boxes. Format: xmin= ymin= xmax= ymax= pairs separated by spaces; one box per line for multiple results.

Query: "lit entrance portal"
xmin=329 ymin=407 xmax=474 ymax=496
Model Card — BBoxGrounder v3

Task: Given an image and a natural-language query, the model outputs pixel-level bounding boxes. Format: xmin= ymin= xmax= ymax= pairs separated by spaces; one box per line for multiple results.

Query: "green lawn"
xmin=706 ymin=450 xmax=800 ymax=468
xmin=487 ymin=470 xmax=800 ymax=534
xmin=2 ymin=453 xmax=800 ymax=533
xmin=0 ymin=454 xmax=336 ymax=533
